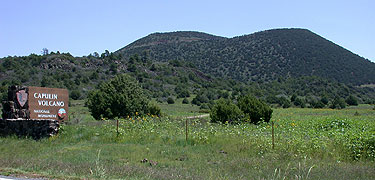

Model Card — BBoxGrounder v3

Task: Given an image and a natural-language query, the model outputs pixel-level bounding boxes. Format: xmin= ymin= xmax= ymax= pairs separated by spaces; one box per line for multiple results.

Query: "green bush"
xmin=167 ymin=97 xmax=175 ymax=104
xmin=311 ymin=100 xmax=325 ymax=108
xmin=86 ymin=74 xmax=149 ymax=119
xmin=346 ymin=95 xmax=358 ymax=106
xmin=182 ymin=98 xmax=189 ymax=104
xmin=147 ymin=103 xmax=161 ymax=116
xmin=293 ymin=97 xmax=305 ymax=108
xmin=237 ymin=95 xmax=273 ymax=124
xmin=330 ymin=97 xmax=347 ymax=109
xmin=210 ymin=98 xmax=243 ymax=124
xmin=70 ymin=89 xmax=81 ymax=100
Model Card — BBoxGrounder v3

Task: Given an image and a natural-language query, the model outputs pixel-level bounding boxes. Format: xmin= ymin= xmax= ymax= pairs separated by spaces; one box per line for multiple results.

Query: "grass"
xmin=156 ymin=96 xmax=205 ymax=118
xmin=0 ymin=102 xmax=375 ymax=179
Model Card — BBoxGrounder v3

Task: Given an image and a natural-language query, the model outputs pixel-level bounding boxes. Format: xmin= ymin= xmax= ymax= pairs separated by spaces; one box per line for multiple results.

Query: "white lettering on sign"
xmin=33 ymin=93 xmax=58 ymax=99
xmin=37 ymin=100 xmax=65 ymax=107
xmin=38 ymin=114 xmax=57 ymax=118
xmin=34 ymin=109 xmax=50 ymax=113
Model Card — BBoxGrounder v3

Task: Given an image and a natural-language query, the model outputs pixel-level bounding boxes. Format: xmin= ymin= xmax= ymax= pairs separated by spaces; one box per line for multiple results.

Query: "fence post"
xmin=185 ymin=118 xmax=188 ymax=143
xmin=272 ymin=120 xmax=275 ymax=149
xmin=116 ymin=118 xmax=119 ymax=137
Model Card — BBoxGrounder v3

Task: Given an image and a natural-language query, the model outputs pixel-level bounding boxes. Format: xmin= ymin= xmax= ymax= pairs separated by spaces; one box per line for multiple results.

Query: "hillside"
xmin=0 ymin=28 xmax=375 ymax=108
xmin=1 ymin=52 xmax=374 ymax=109
xmin=116 ymin=28 xmax=375 ymax=85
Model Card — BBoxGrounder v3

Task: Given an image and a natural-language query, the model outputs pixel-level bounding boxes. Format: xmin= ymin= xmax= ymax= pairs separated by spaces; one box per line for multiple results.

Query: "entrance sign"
xmin=28 ymin=86 xmax=69 ymax=121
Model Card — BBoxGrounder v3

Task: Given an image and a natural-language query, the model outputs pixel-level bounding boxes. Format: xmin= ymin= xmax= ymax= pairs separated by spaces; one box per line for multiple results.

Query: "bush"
xmin=210 ymin=98 xmax=243 ymax=124
xmin=276 ymin=96 xmax=291 ymax=108
xmin=70 ymin=90 xmax=81 ymax=100
xmin=200 ymin=103 xmax=209 ymax=110
xmin=320 ymin=96 xmax=329 ymax=105
xmin=182 ymin=98 xmax=189 ymax=104
xmin=177 ymin=89 xmax=190 ymax=98
xmin=346 ymin=95 xmax=358 ymax=106
xmin=293 ymin=97 xmax=305 ymax=108
xmin=192 ymin=94 xmax=209 ymax=105
xmin=330 ymin=97 xmax=347 ymax=109
xmin=237 ymin=95 xmax=273 ymax=124
xmin=311 ymin=100 xmax=325 ymax=108
xmin=86 ymin=74 xmax=149 ymax=120
xmin=167 ymin=97 xmax=175 ymax=104
xmin=147 ymin=103 xmax=161 ymax=116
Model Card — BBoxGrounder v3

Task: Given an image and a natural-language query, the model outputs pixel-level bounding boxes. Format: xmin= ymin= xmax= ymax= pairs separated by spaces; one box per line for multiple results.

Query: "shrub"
xmin=167 ymin=97 xmax=175 ymax=104
xmin=330 ymin=97 xmax=347 ymax=109
xmin=191 ymin=98 xmax=201 ymax=106
xmin=237 ymin=95 xmax=273 ymax=124
xmin=311 ymin=100 xmax=325 ymax=108
xmin=293 ymin=97 xmax=305 ymax=108
xmin=276 ymin=96 xmax=291 ymax=108
xmin=200 ymin=103 xmax=209 ymax=110
xmin=147 ymin=103 xmax=161 ymax=116
xmin=320 ymin=96 xmax=329 ymax=105
xmin=176 ymin=89 xmax=190 ymax=98
xmin=86 ymin=74 xmax=149 ymax=120
xmin=346 ymin=95 xmax=359 ymax=106
xmin=192 ymin=94 xmax=209 ymax=105
xmin=210 ymin=98 xmax=243 ymax=124
xmin=70 ymin=90 xmax=81 ymax=100
xmin=182 ymin=98 xmax=189 ymax=104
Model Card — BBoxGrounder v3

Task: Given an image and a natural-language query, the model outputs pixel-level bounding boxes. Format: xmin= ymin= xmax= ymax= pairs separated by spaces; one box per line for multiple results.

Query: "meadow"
xmin=0 ymin=101 xmax=374 ymax=179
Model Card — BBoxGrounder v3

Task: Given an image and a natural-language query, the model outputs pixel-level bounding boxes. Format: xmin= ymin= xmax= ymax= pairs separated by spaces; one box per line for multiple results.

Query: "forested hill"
xmin=116 ymin=28 xmax=375 ymax=85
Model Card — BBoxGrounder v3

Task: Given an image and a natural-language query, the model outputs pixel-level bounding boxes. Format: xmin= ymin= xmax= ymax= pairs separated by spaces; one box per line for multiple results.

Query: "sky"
xmin=0 ymin=0 xmax=374 ymax=62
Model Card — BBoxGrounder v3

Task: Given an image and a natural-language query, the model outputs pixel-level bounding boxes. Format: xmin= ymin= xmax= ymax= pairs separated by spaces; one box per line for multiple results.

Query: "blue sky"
xmin=0 ymin=0 xmax=374 ymax=62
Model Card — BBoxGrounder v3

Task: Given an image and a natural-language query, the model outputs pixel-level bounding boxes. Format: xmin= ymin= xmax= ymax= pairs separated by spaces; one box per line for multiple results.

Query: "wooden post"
xmin=185 ymin=118 xmax=188 ymax=142
xmin=116 ymin=118 xmax=119 ymax=137
xmin=272 ymin=121 xmax=275 ymax=149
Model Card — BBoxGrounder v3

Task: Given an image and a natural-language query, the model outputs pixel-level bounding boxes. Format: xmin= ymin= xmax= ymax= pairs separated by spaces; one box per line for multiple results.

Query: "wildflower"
xmin=136 ymin=112 xmax=139 ymax=116
xmin=291 ymin=123 xmax=296 ymax=127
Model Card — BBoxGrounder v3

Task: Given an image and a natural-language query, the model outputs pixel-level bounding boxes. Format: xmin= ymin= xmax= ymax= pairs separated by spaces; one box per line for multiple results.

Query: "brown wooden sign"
xmin=28 ymin=86 xmax=69 ymax=121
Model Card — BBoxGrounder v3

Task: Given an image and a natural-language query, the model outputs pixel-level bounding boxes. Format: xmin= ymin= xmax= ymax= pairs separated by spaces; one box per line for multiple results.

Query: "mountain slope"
xmin=116 ymin=28 xmax=375 ymax=85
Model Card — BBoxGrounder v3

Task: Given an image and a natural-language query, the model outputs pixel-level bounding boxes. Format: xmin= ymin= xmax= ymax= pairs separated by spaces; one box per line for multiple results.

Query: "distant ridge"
xmin=116 ymin=28 xmax=375 ymax=85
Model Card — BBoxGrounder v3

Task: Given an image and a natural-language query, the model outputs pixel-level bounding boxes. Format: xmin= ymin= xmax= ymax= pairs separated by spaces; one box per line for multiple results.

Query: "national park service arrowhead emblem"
xmin=58 ymin=108 xmax=66 ymax=119
xmin=16 ymin=90 xmax=28 ymax=107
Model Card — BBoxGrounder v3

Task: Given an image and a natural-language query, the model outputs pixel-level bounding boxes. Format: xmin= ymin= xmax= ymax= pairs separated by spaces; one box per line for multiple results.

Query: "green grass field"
xmin=0 ymin=102 xmax=374 ymax=179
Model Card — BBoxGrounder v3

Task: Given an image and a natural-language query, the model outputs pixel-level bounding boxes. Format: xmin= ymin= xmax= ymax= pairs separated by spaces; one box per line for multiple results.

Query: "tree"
xmin=210 ymin=98 xmax=243 ymax=124
xmin=167 ymin=97 xmax=175 ymax=104
xmin=320 ymin=96 xmax=329 ymax=105
xmin=41 ymin=48 xmax=49 ymax=55
xmin=293 ymin=97 xmax=305 ymax=108
xmin=86 ymin=74 xmax=149 ymax=119
xmin=93 ymin=52 xmax=99 ymax=58
xmin=70 ymin=90 xmax=81 ymax=100
xmin=182 ymin=98 xmax=189 ymax=104
xmin=291 ymin=94 xmax=297 ymax=102
xmin=346 ymin=95 xmax=358 ymax=106
xmin=237 ymin=94 xmax=273 ymax=124
xmin=330 ymin=97 xmax=347 ymax=109
xmin=177 ymin=89 xmax=190 ymax=98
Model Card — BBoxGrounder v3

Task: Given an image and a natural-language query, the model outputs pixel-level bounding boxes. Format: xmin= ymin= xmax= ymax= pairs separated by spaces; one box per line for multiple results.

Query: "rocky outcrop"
xmin=0 ymin=119 xmax=59 ymax=139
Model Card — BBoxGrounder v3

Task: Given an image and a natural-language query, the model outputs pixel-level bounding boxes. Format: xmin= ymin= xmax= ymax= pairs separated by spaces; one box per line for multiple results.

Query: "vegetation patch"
xmin=0 ymin=103 xmax=374 ymax=179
